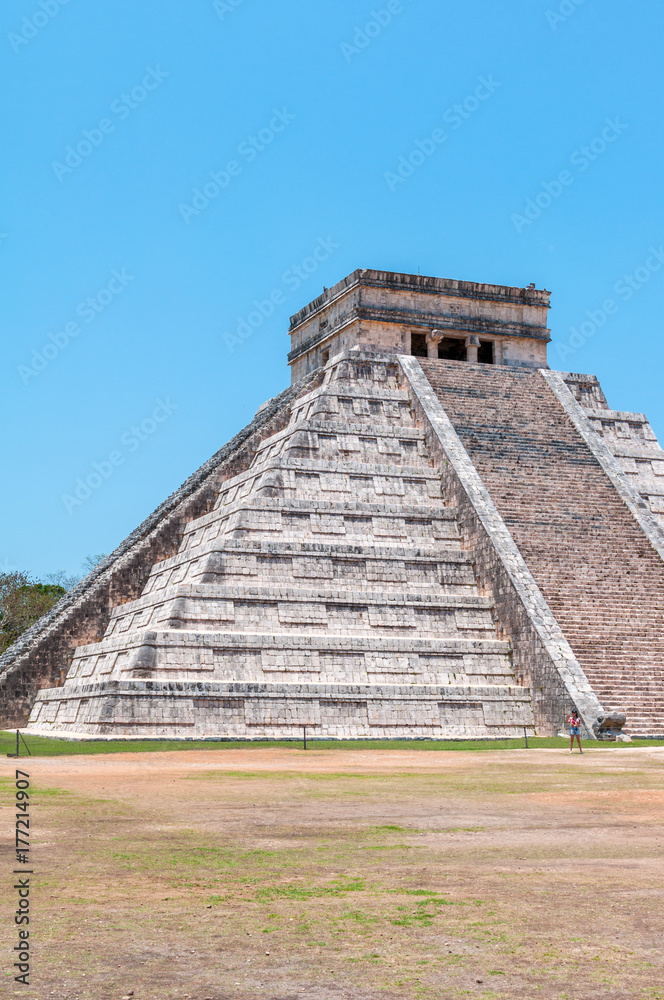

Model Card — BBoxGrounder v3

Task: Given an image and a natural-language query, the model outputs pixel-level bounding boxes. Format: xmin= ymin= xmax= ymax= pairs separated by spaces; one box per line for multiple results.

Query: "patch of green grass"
xmin=186 ymin=766 xmax=664 ymax=803
xmin=340 ymin=910 xmax=380 ymax=924
xmin=362 ymin=845 xmax=414 ymax=851
xmin=188 ymin=769 xmax=378 ymax=781
xmin=390 ymin=892 xmax=460 ymax=926
xmin=446 ymin=826 xmax=486 ymax=832
xmin=401 ymin=889 xmax=444 ymax=896
xmin=4 ymin=730 xmax=663 ymax=756
xmin=30 ymin=786 xmax=75 ymax=798
xmin=256 ymin=878 xmax=366 ymax=901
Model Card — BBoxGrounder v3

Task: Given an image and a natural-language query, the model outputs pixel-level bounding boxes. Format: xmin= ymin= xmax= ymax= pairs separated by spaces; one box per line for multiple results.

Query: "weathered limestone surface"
xmin=562 ymin=373 xmax=664 ymax=531
xmin=419 ymin=359 xmax=664 ymax=737
xmin=28 ymin=354 xmax=536 ymax=739
xmin=289 ymin=270 xmax=550 ymax=380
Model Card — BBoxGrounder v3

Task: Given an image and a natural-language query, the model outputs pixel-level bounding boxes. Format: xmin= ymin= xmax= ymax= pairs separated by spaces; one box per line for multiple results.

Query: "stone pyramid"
xmin=24 ymin=352 xmax=534 ymax=739
xmin=4 ymin=269 xmax=664 ymax=739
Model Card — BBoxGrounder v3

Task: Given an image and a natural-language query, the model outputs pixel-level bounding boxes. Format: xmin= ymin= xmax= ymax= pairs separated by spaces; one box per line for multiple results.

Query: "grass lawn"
xmin=3 ymin=729 xmax=664 ymax=756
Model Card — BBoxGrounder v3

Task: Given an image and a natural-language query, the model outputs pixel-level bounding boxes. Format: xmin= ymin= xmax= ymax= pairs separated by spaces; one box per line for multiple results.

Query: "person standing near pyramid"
xmin=567 ymin=711 xmax=583 ymax=754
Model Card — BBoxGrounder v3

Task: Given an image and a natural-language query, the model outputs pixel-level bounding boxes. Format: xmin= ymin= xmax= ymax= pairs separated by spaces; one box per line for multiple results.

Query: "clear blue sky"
xmin=2 ymin=0 xmax=663 ymax=580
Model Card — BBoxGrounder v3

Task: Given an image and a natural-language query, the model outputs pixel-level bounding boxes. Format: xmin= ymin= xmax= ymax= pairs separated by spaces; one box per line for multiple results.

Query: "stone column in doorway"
xmin=466 ymin=335 xmax=480 ymax=363
xmin=426 ymin=329 xmax=441 ymax=359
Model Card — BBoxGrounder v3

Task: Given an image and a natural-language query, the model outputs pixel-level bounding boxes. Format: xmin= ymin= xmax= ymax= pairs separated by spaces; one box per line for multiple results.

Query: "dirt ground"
xmin=2 ymin=746 xmax=664 ymax=1000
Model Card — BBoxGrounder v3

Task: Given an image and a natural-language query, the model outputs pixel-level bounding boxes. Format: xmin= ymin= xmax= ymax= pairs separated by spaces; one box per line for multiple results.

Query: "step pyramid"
xmin=26 ymin=354 xmax=533 ymax=738
xmin=7 ymin=268 xmax=664 ymax=740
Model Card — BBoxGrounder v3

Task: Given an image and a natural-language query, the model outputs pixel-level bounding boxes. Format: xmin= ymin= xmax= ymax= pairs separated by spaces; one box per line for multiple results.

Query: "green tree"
xmin=0 ymin=572 xmax=66 ymax=654
xmin=0 ymin=554 xmax=109 ymax=653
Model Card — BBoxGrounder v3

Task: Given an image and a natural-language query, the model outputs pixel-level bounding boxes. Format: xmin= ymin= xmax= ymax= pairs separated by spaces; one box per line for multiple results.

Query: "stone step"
xmin=215 ymin=457 xmax=443 ymax=508
xmin=62 ymin=629 xmax=516 ymax=689
xmin=292 ymin=382 xmax=412 ymax=413
xmin=142 ymin=540 xmax=477 ymax=596
xmin=191 ymin=517 xmax=460 ymax=548
xmin=253 ymin=423 xmax=432 ymax=468
xmin=592 ymin=691 xmax=664 ymax=703
xmin=180 ymin=497 xmax=460 ymax=549
xmin=582 ymin=407 xmax=649 ymax=424
xmin=285 ymin=420 xmax=425 ymax=440
xmin=104 ymin=583 xmax=497 ymax=639
xmin=585 ymin=676 xmax=664 ymax=686
xmin=258 ymin=419 xmax=427 ymax=452
xmin=28 ymin=677 xmax=534 ymax=740
xmin=599 ymin=443 xmax=664 ymax=462
xmin=284 ymin=440 xmax=430 ymax=467
xmin=69 ymin=627 xmax=512 ymax=659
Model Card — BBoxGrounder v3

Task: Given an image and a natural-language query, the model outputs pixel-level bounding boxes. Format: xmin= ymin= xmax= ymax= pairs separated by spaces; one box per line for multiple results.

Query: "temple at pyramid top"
xmin=288 ymin=269 xmax=551 ymax=381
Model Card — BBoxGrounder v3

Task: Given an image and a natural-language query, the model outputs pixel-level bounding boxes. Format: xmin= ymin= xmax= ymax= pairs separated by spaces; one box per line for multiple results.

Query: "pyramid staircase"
xmin=420 ymin=359 xmax=664 ymax=738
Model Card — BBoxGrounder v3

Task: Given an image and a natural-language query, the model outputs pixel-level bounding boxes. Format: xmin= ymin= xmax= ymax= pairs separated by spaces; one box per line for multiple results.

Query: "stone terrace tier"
xmin=563 ymin=374 xmax=664 ymax=531
xmin=420 ymin=359 xmax=664 ymax=737
xmin=28 ymin=355 xmax=534 ymax=740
